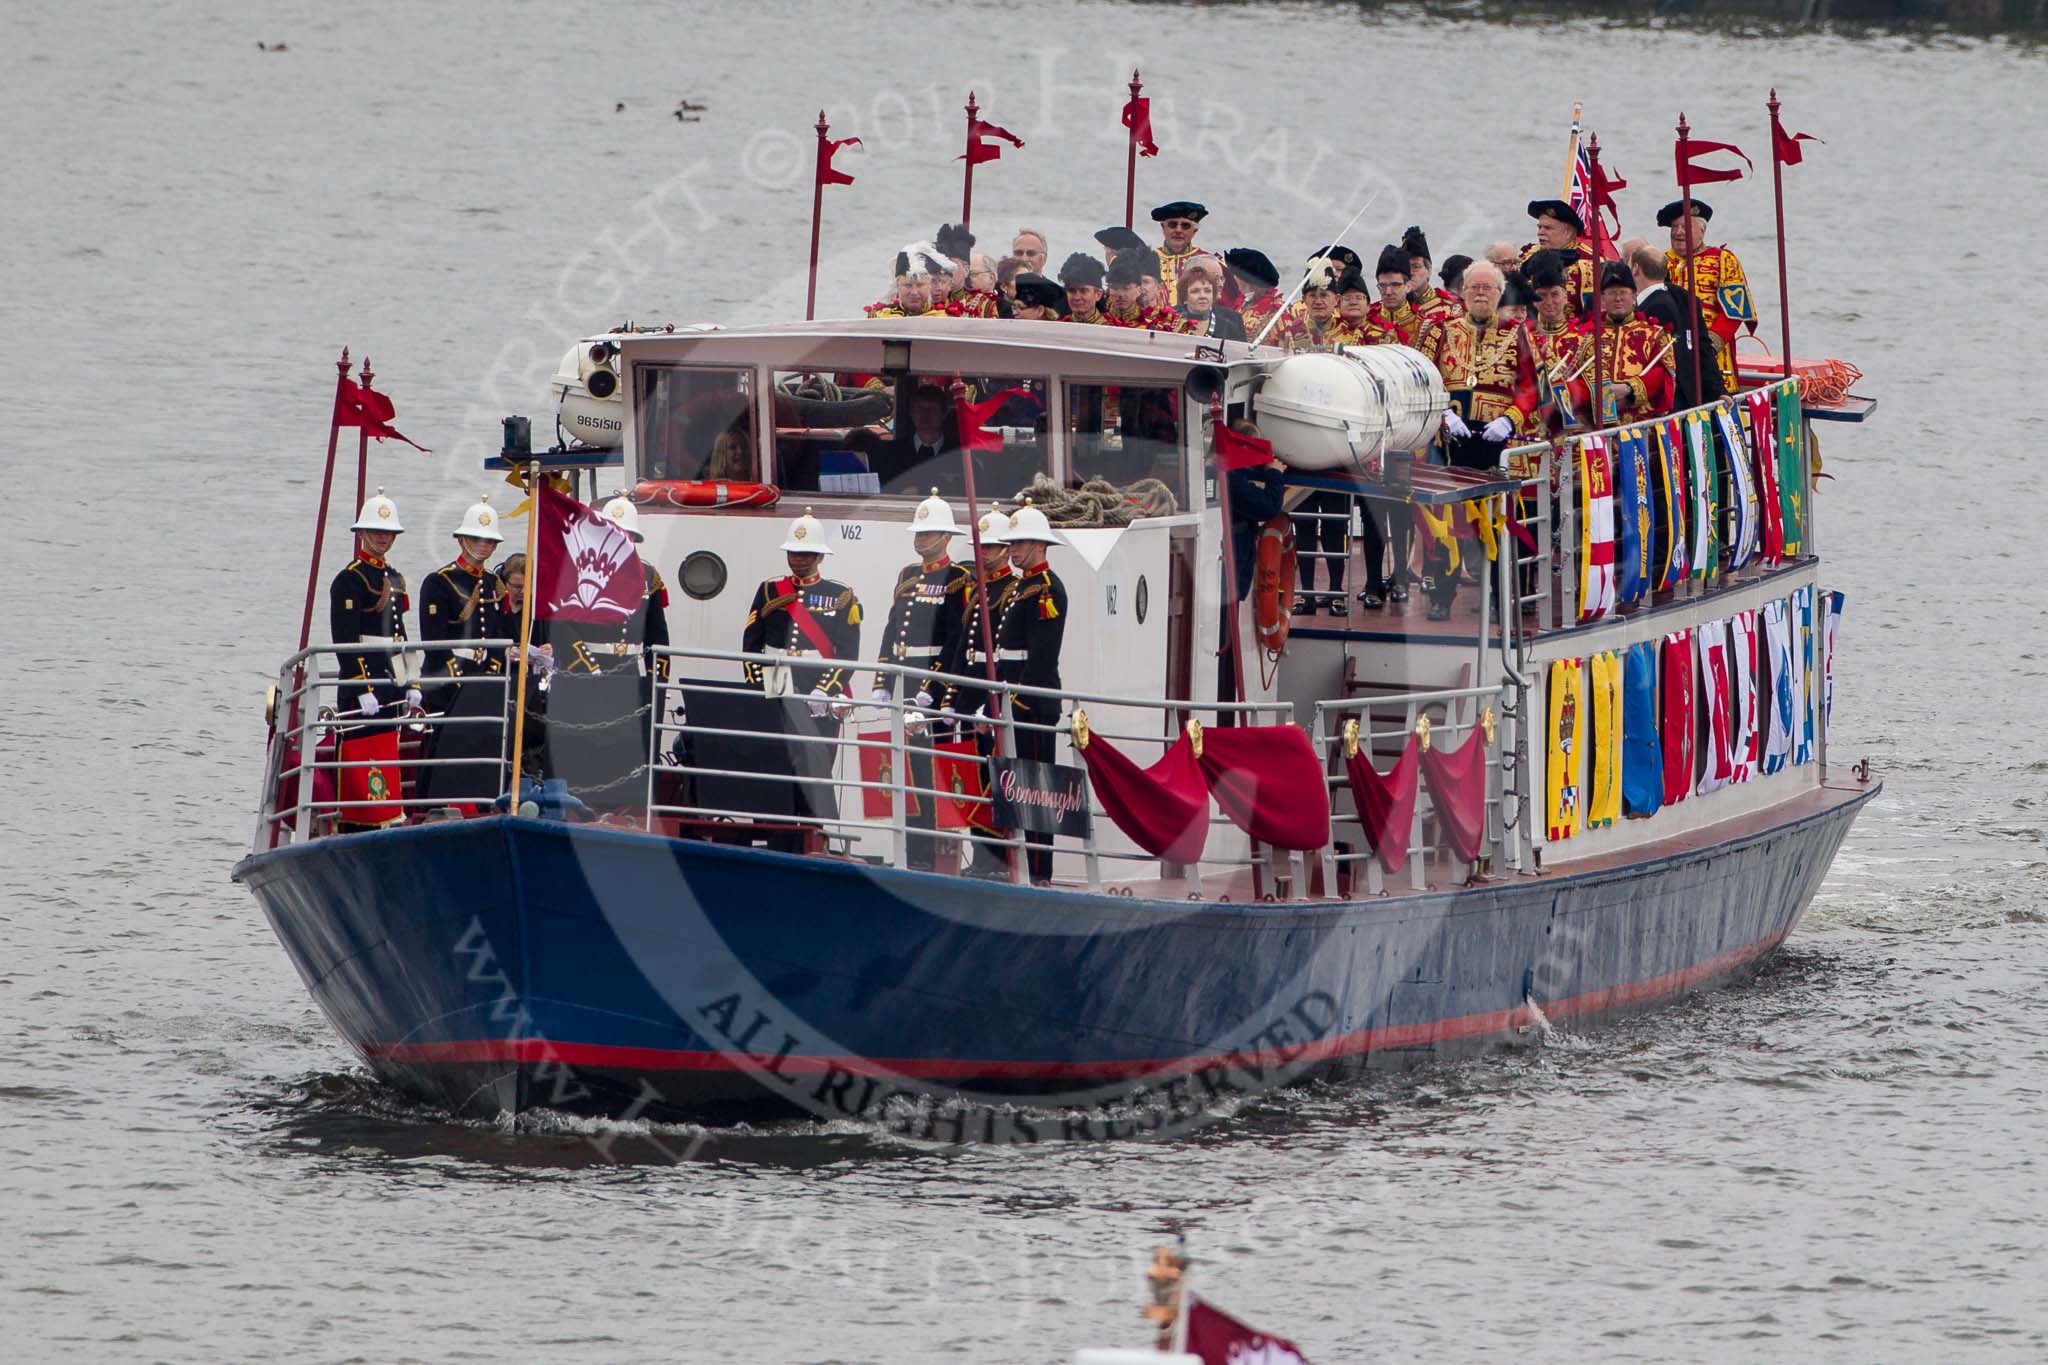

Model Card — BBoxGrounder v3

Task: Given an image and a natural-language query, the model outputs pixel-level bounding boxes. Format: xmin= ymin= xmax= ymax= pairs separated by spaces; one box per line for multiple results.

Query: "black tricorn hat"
xmin=1400 ymin=225 xmax=1431 ymax=263
xmin=1312 ymin=244 xmax=1362 ymax=273
xmin=1012 ymin=273 xmax=1066 ymax=310
xmin=1526 ymin=198 xmax=1586 ymax=236
xmin=1656 ymin=199 xmax=1713 ymax=228
xmin=1057 ymin=252 xmax=1107 ymax=288
xmin=1334 ymin=266 xmax=1372 ymax=296
xmin=1224 ymin=247 xmax=1279 ymax=289
xmin=1499 ymin=271 xmax=1534 ymax=307
xmin=1093 ymin=225 xmax=1146 ymax=252
xmin=1440 ymin=253 xmax=1473 ymax=289
xmin=1598 ymin=260 xmax=1635 ymax=292
xmin=935 ymin=222 xmax=975 ymax=261
xmin=1150 ymin=200 xmax=1208 ymax=222
xmin=1374 ymin=244 xmax=1413 ymax=279
xmin=1106 ymin=248 xmax=1158 ymax=286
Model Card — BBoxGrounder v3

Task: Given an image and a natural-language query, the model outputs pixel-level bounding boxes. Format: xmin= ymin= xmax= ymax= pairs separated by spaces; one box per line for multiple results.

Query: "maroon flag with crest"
xmin=533 ymin=482 xmax=643 ymax=623
xmin=1181 ymin=1292 xmax=1312 ymax=1364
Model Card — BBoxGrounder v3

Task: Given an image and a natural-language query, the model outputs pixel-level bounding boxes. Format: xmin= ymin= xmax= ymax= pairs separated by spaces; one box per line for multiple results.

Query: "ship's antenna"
xmin=1249 ymin=188 xmax=1384 ymax=348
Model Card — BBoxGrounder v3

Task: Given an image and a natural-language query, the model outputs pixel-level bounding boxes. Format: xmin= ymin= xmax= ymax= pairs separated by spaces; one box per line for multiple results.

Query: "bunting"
xmin=1743 ymin=390 xmax=1784 ymax=564
xmin=1792 ymin=584 xmax=1814 ymax=765
xmin=1824 ymin=590 xmax=1845 ymax=742
xmin=1686 ymin=410 xmax=1718 ymax=579
xmin=1652 ymin=416 xmax=1688 ymax=589
xmin=1578 ymin=436 xmax=1616 ymax=621
xmin=1612 ymin=427 xmax=1653 ymax=607
xmin=1696 ymin=620 xmax=1736 ymax=795
xmin=1621 ymin=641 xmax=1664 ymax=817
xmin=1660 ymin=628 xmax=1695 ymax=806
xmin=1774 ymin=380 xmax=1805 ymax=555
xmin=1729 ymin=609 xmax=1759 ymax=783
xmin=1714 ymin=401 xmax=1760 ymax=567
xmin=1587 ymin=650 xmax=1623 ymax=830
xmin=1546 ymin=658 xmax=1583 ymax=841
xmin=1761 ymin=598 xmax=1796 ymax=776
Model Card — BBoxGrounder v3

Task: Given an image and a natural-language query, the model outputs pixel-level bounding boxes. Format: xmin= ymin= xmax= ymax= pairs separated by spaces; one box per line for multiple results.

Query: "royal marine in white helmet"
xmin=332 ymin=486 xmax=418 ymax=718
xmin=742 ymin=508 xmax=862 ymax=699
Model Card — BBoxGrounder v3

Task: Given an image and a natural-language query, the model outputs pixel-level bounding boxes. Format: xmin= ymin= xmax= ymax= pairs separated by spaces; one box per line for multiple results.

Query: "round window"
xmin=679 ymin=550 xmax=727 ymax=601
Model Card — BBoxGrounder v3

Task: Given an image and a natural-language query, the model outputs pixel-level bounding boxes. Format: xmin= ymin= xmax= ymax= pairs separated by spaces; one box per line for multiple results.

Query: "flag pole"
xmin=1767 ymin=88 xmax=1795 ymax=381
xmin=299 ymin=347 xmax=352 ymax=653
xmin=961 ymin=91 xmax=978 ymax=231
xmin=1212 ymin=416 xmax=1246 ymax=709
xmin=1587 ymin=132 xmax=1606 ymax=428
xmin=1123 ymin=69 xmax=1143 ymax=231
xmin=1561 ymin=100 xmax=1582 ymax=202
xmin=508 ymin=460 xmax=541 ymax=801
xmin=807 ymin=111 xmax=829 ymax=322
xmin=956 ymin=450 xmax=1002 ymax=708
xmin=352 ymin=356 xmax=375 ymax=560
xmin=1676 ymin=111 xmax=1706 ymax=416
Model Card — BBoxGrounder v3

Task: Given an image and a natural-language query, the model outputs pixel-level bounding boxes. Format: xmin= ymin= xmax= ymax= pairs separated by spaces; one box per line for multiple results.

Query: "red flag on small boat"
xmin=961 ymin=116 xmax=1023 ymax=165
xmin=1122 ymin=92 xmax=1158 ymax=158
xmin=1676 ymin=136 xmax=1752 ymax=187
xmin=818 ymin=133 xmax=862 ymax=187
xmin=1213 ymin=423 xmax=1276 ymax=472
xmin=335 ymin=727 xmax=405 ymax=826
xmin=335 ymin=376 xmax=430 ymax=452
xmin=533 ymin=482 xmax=643 ymax=624
xmin=1181 ymin=1292 xmax=1312 ymax=1364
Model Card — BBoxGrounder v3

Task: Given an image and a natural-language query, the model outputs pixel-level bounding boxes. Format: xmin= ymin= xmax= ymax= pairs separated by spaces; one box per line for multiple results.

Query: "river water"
xmin=4 ymin=2 xmax=2046 ymax=1360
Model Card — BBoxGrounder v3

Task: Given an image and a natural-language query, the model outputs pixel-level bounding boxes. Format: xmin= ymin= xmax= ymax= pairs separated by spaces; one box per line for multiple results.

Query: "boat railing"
xmin=643 ymin=644 xmax=1295 ymax=891
xmin=1310 ymin=681 xmax=1521 ymax=895
xmin=254 ymin=640 xmax=520 ymax=853
xmin=1501 ymin=378 xmax=1813 ymax=635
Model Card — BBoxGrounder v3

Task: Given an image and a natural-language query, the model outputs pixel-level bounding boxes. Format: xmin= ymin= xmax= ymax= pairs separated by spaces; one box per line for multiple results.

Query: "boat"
xmin=236 ymin=306 xmax=1879 ymax=1130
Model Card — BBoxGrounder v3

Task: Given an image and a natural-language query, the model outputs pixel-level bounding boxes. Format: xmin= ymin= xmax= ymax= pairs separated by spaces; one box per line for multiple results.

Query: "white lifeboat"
xmin=1252 ymin=344 xmax=1446 ymax=473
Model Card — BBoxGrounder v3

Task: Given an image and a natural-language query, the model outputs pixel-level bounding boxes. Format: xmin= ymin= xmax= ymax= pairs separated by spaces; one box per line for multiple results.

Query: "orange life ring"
xmin=632 ymin=480 xmax=781 ymax=510
xmin=1253 ymin=513 xmax=1296 ymax=660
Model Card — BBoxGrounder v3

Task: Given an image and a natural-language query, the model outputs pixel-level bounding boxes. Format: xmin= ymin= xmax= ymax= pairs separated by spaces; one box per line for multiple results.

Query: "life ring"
xmin=632 ymin=480 xmax=782 ymax=510
xmin=1253 ymin=513 xmax=1296 ymax=660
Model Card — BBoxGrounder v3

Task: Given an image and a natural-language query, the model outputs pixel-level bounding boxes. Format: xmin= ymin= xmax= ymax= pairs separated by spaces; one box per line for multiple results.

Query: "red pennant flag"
xmin=1121 ymin=93 xmax=1158 ymax=157
xmin=1590 ymin=160 xmax=1626 ymax=250
xmin=1182 ymin=1292 xmax=1313 ymax=1364
xmin=955 ymin=386 xmax=1037 ymax=452
xmin=818 ymin=134 xmax=861 ymax=187
xmin=1213 ymin=423 xmax=1276 ymax=472
xmin=961 ymin=117 xmax=1024 ymax=166
xmin=533 ymin=482 xmax=644 ymax=623
xmin=1773 ymin=121 xmax=1822 ymax=166
xmin=1676 ymin=136 xmax=1752 ymax=187
xmin=335 ymin=376 xmax=430 ymax=452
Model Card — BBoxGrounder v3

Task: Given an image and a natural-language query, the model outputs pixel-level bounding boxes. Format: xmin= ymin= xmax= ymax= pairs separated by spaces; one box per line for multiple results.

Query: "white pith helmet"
xmin=907 ymin=488 xmax=963 ymax=537
xmin=453 ymin=493 xmax=504 ymax=543
xmin=780 ymin=506 xmax=832 ymax=555
xmin=351 ymin=486 xmax=404 ymax=533
xmin=1003 ymin=499 xmax=1065 ymax=546
xmin=975 ymin=504 xmax=1012 ymax=544
xmin=600 ymin=493 xmax=643 ymax=542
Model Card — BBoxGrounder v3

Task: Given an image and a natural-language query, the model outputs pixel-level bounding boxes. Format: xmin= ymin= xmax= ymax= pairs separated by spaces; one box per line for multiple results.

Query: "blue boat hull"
xmin=235 ymin=782 xmax=1876 ymax=1126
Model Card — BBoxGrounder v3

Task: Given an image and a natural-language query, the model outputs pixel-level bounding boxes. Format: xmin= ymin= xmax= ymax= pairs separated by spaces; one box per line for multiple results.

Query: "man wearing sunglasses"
xmin=1148 ymin=200 xmax=1220 ymax=307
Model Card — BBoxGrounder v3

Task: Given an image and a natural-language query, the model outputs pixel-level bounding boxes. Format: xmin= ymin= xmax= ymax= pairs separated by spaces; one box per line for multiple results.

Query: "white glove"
xmin=1442 ymin=410 xmax=1472 ymax=439
xmin=807 ymin=688 xmax=830 ymax=718
xmin=938 ymin=705 xmax=957 ymax=720
xmin=1482 ymin=416 xmax=1514 ymax=442
xmin=358 ymin=692 xmax=381 ymax=717
xmin=914 ymin=689 xmax=934 ymax=709
xmin=830 ymin=700 xmax=854 ymax=722
xmin=868 ymin=685 xmax=891 ymax=702
xmin=405 ymin=687 xmax=424 ymax=710
xmin=904 ymin=711 xmax=928 ymax=736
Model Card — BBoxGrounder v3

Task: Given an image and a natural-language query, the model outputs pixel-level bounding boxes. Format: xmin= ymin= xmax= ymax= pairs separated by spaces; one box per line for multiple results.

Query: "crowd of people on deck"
xmin=865 ymin=195 xmax=1757 ymax=622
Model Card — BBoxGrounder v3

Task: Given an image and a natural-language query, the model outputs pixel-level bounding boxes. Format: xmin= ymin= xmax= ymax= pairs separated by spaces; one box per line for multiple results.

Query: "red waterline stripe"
xmin=366 ymin=926 xmax=1789 ymax=1081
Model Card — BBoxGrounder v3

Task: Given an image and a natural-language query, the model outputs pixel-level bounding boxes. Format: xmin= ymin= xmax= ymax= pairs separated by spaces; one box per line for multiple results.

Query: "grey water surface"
xmin=3 ymin=2 xmax=2045 ymax=1360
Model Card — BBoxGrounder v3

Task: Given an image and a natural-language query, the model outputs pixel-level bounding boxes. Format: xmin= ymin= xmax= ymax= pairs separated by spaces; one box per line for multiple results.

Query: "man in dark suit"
xmin=871 ymin=383 xmax=960 ymax=494
xmin=1630 ymin=246 xmax=1725 ymax=411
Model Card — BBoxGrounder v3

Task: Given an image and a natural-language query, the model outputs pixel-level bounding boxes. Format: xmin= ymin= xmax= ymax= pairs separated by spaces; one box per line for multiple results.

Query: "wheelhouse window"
xmin=1065 ymin=381 xmax=1184 ymax=512
xmin=773 ymin=370 xmax=1049 ymax=500
xmin=637 ymin=366 xmax=755 ymax=483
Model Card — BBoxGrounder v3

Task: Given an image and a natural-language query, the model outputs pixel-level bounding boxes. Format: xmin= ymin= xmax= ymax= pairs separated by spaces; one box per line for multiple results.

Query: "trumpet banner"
xmin=1546 ymin=658 xmax=1584 ymax=841
xmin=1587 ymin=649 xmax=1623 ymax=830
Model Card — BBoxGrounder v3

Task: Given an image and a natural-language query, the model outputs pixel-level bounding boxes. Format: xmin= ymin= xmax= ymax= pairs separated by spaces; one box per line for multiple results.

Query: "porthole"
xmin=679 ymin=550 xmax=727 ymax=601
